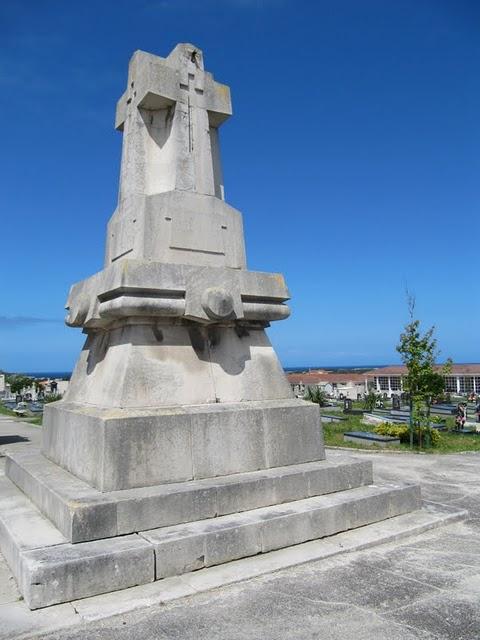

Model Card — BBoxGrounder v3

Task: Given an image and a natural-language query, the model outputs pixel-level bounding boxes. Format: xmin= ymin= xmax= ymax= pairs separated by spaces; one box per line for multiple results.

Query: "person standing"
xmin=455 ymin=403 xmax=466 ymax=431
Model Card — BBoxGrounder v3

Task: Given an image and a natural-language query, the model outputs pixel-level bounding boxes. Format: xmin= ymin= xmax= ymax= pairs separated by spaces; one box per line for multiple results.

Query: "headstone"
xmin=0 ymin=44 xmax=423 ymax=610
xmin=343 ymin=398 xmax=352 ymax=412
xmin=392 ymin=395 xmax=401 ymax=410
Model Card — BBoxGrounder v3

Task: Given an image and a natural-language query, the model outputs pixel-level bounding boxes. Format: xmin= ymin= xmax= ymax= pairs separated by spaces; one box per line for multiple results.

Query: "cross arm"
xmin=115 ymin=50 xmax=179 ymax=131
xmin=200 ymin=73 xmax=232 ymax=127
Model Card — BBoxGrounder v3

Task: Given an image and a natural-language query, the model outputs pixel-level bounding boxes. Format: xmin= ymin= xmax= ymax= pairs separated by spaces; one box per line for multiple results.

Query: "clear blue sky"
xmin=1 ymin=0 xmax=479 ymax=372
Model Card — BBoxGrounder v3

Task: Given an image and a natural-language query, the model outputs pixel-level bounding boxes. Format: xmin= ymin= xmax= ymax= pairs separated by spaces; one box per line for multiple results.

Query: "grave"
xmin=343 ymin=431 xmax=400 ymax=447
xmin=0 ymin=44 xmax=433 ymax=610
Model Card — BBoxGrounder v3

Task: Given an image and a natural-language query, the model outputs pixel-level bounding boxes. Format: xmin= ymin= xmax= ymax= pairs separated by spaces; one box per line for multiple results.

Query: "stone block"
xmin=0 ymin=477 xmax=67 ymax=588
xmin=21 ymin=535 xmax=154 ymax=609
xmin=5 ymin=451 xmax=117 ymax=542
xmin=42 ymin=399 xmax=325 ymax=491
xmin=260 ymin=506 xmax=314 ymax=554
xmin=272 ymin=469 xmax=309 ymax=504
xmin=306 ymin=458 xmax=373 ymax=497
xmin=203 ymin=519 xmax=262 ymax=567
xmin=214 ymin=473 xmax=277 ymax=515
xmin=190 ymin=405 xmax=267 ymax=478
xmin=116 ymin=484 xmax=218 ymax=535
xmin=151 ymin=528 xmax=206 ymax=578
xmin=263 ymin=402 xmax=324 ymax=468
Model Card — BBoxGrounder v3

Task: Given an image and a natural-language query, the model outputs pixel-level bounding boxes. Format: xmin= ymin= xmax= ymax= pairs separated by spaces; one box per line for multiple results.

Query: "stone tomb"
xmin=0 ymin=44 xmax=427 ymax=609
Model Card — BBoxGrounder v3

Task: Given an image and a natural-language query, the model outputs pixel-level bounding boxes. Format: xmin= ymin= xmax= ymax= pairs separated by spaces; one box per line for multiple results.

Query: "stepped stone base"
xmin=0 ymin=447 xmax=427 ymax=610
xmin=6 ymin=449 xmax=372 ymax=543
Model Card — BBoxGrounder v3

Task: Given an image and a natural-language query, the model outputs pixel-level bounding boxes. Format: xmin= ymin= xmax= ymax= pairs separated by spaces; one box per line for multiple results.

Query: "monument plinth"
xmin=0 ymin=45 xmax=425 ymax=609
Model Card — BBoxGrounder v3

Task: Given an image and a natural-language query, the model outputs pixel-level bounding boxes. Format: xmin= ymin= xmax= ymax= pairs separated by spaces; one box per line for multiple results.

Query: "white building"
xmin=366 ymin=364 xmax=480 ymax=398
xmin=287 ymin=371 xmax=367 ymax=400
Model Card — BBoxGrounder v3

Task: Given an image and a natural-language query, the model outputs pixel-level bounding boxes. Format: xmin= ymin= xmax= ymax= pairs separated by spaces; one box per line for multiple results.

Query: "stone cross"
xmin=115 ymin=43 xmax=231 ymax=201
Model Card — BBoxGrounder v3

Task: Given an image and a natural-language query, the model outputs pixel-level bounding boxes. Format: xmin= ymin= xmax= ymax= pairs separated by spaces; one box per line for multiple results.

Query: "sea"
xmin=14 ymin=365 xmax=385 ymax=379
xmin=22 ymin=372 xmax=72 ymax=380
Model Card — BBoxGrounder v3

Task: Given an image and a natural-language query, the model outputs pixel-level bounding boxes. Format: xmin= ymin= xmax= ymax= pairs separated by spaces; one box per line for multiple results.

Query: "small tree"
xmin=304 ymin=386 xmax=329 ymax=407
xmin=8 ymin=375 xmax=34 ymax=396
xmin=396 ymin=294 xmax=450 ymax=448
xmin=363 ymin=390 xmax=377 ymax=412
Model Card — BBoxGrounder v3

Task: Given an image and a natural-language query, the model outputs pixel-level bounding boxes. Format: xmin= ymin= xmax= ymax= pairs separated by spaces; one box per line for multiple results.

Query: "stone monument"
xmin=0 ymin=45 xmax=423 ymax=609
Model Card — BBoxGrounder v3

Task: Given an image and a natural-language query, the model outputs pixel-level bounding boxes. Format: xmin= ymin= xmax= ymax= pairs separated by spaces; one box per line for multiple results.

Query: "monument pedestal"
xmin=1 ymin=445 xmax=424 ymax=609
xmin=42 ymin=399 xmax=324 ymax=491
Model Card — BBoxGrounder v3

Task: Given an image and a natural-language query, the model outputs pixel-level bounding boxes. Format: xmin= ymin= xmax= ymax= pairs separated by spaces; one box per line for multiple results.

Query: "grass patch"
xmin=25 ymin=416 xmax=43 ymax=427
xmin=321 ymin=411 xmax=480 ymax=454
xmin=0 ymin=404 xmax=16 ymax=417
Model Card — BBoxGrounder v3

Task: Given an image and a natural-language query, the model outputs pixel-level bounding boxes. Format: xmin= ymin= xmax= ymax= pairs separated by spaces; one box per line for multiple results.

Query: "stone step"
xmin=0 ymin=473 xmax=420 ymax=610
xmin=6 ymin=449 xmax=373 ymax=543
xmin=0 ymin=477 xmax=154 ymax=609
xmin=141 ymin=482 xmax=421 ymax=580
xmin=0 ymin=475 xmax=67 ymax=587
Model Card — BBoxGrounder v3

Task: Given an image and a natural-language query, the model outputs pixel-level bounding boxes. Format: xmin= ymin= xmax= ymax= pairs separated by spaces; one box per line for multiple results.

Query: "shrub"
xmin=374 ymin=422 xmax=408 ymax=440
xmin=373 ymin=422 xmax=441 ymax=446
xmin=363 ymin=391 xmax=377 ymax=412
xmin=43 ymin=393 xmax=63 ymax=404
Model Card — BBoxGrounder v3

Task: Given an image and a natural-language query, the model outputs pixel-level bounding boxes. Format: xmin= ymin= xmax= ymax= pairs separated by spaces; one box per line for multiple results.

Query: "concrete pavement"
xmin=0 ymin=416 xmax=479 ymax=639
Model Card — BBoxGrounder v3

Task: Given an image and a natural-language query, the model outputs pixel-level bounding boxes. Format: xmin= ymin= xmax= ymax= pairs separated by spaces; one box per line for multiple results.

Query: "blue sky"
xmin=1 ymin=0 xmax=479 ymax=372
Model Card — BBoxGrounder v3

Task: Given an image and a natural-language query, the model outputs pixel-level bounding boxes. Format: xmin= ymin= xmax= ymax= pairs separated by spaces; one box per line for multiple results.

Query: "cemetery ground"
xmin=0 ymin=415 xmax=479 ymax=639
xmin=321 ymin=404 xmax=480 ymax=454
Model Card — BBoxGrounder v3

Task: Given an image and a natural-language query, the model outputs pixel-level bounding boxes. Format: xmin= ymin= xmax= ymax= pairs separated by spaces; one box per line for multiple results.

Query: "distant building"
xmin=2 ymin=378 xmax=69 ymax=402
xmin=0 ymin=374 xmax=5 ymax=397
xmin=366 ymin=364 xmax=480 ymax=399
xmin=287 ymin=364 xmax=480 ymax=401
xmin=287 ymin=371 xmax=367 ymax=400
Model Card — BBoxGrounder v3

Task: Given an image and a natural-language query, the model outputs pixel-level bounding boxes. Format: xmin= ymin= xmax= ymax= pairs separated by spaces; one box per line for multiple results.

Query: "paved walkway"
xmin=0 ymin=417 xmax=479 ymax=639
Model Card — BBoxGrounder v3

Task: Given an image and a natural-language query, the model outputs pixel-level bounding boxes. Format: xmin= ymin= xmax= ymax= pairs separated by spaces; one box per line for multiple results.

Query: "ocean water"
xmin=15 ymin=366 xmax=384 ymax=379
xmin=22 ymin=372 xmax=72 ymax=380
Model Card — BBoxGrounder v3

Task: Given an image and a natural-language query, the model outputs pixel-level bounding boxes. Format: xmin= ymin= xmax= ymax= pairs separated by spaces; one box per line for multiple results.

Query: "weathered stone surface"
xmin=61 ymin=324 xmax=292 ymax=409
xmin=7 ymin=448 xmax=372 ymax=542
xmin=21 ymin=535 xmax=154 ymax=610
xmin=141 ymin=483 xmax=422 ymax=579
xmin=0 ymin=477 xmax=155 ymax=609
xmin=65 ymin=257 xmax=290 ymax=331
xmin=42 ymin=400 xmax=324 ymax=491
xmin=58 ymin=43 xmax=295 ymax=418
xmin=5 ymin=451 xmax=118 ymax=543
xmin=0 ymin=477 xmax=67 ymax=589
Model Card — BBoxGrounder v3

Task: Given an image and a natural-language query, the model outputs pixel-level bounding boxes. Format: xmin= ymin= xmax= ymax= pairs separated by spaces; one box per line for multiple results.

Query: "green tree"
xmin=304 ymin=386 xmax=329 ymax=407
xmin=396 ymin=294 xmax=451 ymax=448
xmin=8 ymin=375 xmax=34 ymax=396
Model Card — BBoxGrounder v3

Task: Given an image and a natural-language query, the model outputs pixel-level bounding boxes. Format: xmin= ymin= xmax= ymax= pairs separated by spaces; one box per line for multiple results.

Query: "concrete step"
xmin=140 ymin=482 xmax=422 ymax=580
xmin=6 ymin=449 xmax=373 ymax=543
xmin=0 ymin=473 xmax=420 ymax=610
xmin=0 ymin=477 xmax=154 ymax=609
